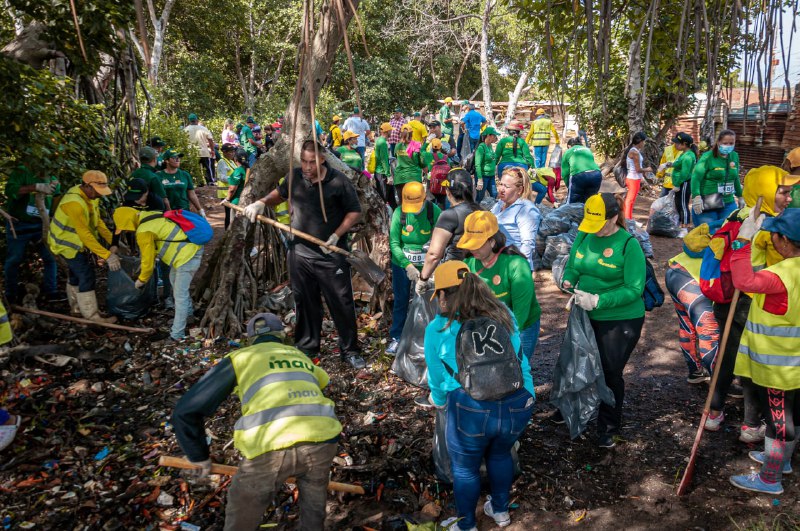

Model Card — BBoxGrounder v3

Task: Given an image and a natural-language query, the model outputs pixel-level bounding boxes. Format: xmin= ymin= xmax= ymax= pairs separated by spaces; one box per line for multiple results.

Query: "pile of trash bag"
xmin=107 ymin=256 xmax=158 ymax=320
xmin=551 ymin=254 xmax=570 ymax=292
xmin=647 ymin=190 xmax=682 ymax=238
xmin=625 ymin=219 xmax=654 ymax=258
xmin=533 ymin=203 xmax=584 ymax=270
xmin=542 ymin=228 xmax=578 ymax=269
xmin=392 ymin=291 xmax=437 ymax=388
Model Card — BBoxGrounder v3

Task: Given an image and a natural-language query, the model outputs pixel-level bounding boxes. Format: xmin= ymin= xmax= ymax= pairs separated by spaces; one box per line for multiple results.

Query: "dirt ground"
xmin=1 ymin=185 xmax=798 ymax=530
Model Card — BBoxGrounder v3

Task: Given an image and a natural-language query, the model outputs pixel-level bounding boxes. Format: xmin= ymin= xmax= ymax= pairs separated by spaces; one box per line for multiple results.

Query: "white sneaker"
xmin=739 ymin=424 xmax=766 ymax=444
xmin=704 ymin=411 xmax=725 ymax=432
xmin=0 ymin=414 xmax=21 ymax=452
xmin=484 ymin=496 xmax=511 ymax=527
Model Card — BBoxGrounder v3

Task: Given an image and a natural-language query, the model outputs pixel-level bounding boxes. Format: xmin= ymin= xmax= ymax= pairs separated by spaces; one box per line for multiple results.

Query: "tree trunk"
xmin=625 ymin=35 xmax=645 ymax=134
xmin=452 ymin=40 xmax=477 ymax=99
xmin=479 ymin=0 xmax=494 ymax=121
xmin=145 ymin=0 xmax=175 ymax=85
xmin=199 ymin=0 xmax=390 ymax=338
xmin=504 ymin=71 xmax=529 ymax=130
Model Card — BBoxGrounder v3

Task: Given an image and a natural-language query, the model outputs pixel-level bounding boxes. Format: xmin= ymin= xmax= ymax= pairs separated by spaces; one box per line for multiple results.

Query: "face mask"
xmin=718 ymin=144 xmax=735 ymax=155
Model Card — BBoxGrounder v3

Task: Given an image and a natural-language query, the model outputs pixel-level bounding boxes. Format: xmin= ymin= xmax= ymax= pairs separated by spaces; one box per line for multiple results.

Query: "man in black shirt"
xmin=244 ymin=140 xmax=366 ymax=369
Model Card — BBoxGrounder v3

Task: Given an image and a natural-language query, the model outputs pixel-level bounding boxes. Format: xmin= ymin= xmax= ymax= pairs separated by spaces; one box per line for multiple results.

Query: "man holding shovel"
xmin=244 ymin=140 xmax=366 ymax=369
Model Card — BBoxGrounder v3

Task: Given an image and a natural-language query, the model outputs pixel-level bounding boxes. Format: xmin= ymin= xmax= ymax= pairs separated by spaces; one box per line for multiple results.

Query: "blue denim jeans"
xmin=533 ymin=146 xmax=548 ymax=168
xmin=5 ymin=221 xmax=58 ymax=300
xmin=169 ymin=250 xmax=203 ymax=340
xmin=531 ymin=181 xmax=548 ymax=204
xmin=355 ymin=146 xmax=366 ymax=169
xmin=567 ymin=170 xmax=602 ymax=204
xmin=476 ymin=176 xmax=497 ymax=203
xmin=692 ymin=200 xmax=737 ymax=227
xmin=519 ymin=319 xmax=540 ymax=360
xmin=468 ymin=137 xmax=480 ymax=153
xmin=66 ymin=252 xmax=96 ymax=292
xmin=389 ymin=262 xmax=413 ymax=340
xmin=446 ymin=387 xmax=534 ymax=530
xmin=0 ymin=408 xmax=8 ymax=425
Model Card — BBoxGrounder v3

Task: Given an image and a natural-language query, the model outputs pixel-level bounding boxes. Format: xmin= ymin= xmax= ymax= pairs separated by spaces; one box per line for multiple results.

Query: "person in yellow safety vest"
xmin=728 ymin=208 xmax=800 ymax=495
xmin=171 ymin=312 xmax=341 ymax=531
xmin=526 ymin=108 xmax=561 ymax=168
xmin=329 ymin=115 xmax=343 ymax=148
xmin=217 ymin=143 xmax=238 ymax=229
xmin=112 ymin=206 xmax=204 ymax=342
xmin=48 ymin=171 xmax=120 ymax=324
xmin=0 ymin=300 xmax=19 ymax=452
xmin=656 ymin=141 xmax=679 ymax=197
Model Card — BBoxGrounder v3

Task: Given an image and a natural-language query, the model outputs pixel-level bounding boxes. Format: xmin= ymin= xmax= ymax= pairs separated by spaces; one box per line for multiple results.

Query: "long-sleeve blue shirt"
xmin=491 ymin=198 xmax=541 ymax=270
xmin=424 ymin=314 xmax=535 ymax=407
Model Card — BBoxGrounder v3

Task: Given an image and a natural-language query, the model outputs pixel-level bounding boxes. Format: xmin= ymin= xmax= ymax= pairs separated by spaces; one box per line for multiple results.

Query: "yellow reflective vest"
xmin=0 ymin=301 xmax=12 ymax=345
xmin=658 ymin=145 xmax=678 ymax=189
xmin=526 ymin=117 xmax=559 ymax=147
xmin=48 ymin=185 xmax=107 ymax=259
xmin=228 ymin=343 xmax=342 ymax=459
xmin=330 ymin=125 xmax=343 ymax=148
xmin=217 ymin=157 xmax=235 ymax=199
xmin=734 ymin=257 xmax=800 ymax=390
xmin=136 ymin=211 xmax=202 ymax=283
xmin=274 ymin=178 xmax=290 ymax=225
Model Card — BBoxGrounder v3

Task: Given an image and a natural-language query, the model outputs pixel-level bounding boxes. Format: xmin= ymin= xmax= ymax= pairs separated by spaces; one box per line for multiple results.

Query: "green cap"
xmin=482 ymin=126 xmax=499 ymax=137
xmin=188 ymin=113 xmax=198 ymax=121
xmin=162 ymin=148 xmax=183 ymax=159
xmin=462 ymin=100 xmax=469 ymax=105
xmin=353 ymin=107 xmax=360 ymax=114
xmin=246 ymin=116 xmax=255 ymax=124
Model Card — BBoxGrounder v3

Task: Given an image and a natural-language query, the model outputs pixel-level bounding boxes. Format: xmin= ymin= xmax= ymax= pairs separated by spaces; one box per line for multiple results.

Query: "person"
xmin=387 ymin=182 xmax=441 ymax=354
xmin=460 ymin=104 xmax=487 ymax=154
xmin=388 ymin=108 xmax=406 ymax=158
xmin=622 ymin=132 xmax=653 ymax=221
xmin=439 ymin=97 xmax=455 ymax=142
xmin=703 ymin=166 xmax=799 ymax=438
xmin=224 ymin=149 xmax=249 ymax=206
xmin=337 ymin=131 xmax=363 ymax=172
xmin=374 ymin=123 xmax=393 ymax=205
xmin=782 ymin=147 xmax=800 ymax=208
xmin=240 ymin=116 xmax=260 ymax=167
xmin=171 ymin=313 xmax=341 ymax=530
xmin=455 ymin=100 xmax=470 ymax=160
xmin=656 ymin=140 xmax=678 ymax=197
xmin=407 ymin=111 xmax=429 ymax=144
xmin=728 ymin=208 xmax=800 ymax=495
xmin=243 ymin=140 xmax=365 ymax=369
xmin=561 ymin=193 xmax=646 ymax=447
xmin=342 ymin=107 xmax=371 ymax=165
xmin=561 ymin=137 xmax=601 ymax=204
xmin=259 ymin=124 xmax=275 ymax=153
xmin=665 ymin=233 xmax=720 ymax=384
xmin=328 ymin=115 xmax=343 ymax=149
xmin=474 ymin=126 xmax=499 ymax=202
xmin=526 ymin=108 xmax=561 ymax=168
xmin=47 ymin=171 xmax=120 ymax=324
xmin=691 ymin=129 xmax=742 ymax=227
xmin=494 ymin=121 xmax=535 ymax=179
xmin=158 ymin=149 xmax=205 ymax=216
xmin=416 ymin=169 xmax=482 ymax=294
xmin=458 ymin=210 xmax=541 ymax=359
xmin=393 ymin=124 xmax=428 ymax=202
xmin=491 ymin=167 xmax=541 ymax=270
xmin=668 ymin=132 xmax=698 ymax=228
xmin=428 ymin=138 xmax=450 ymax=208
xmin=148 ymin=136 xmax=168 ymax=170
xmin=131 ymin=147 xmax=170 ymax=211
xmin=221 ymin=118 xmax=239 ymax=146
xmin=216 ymin=144 xmax=237 ymax=228
xmin=4 ymin=165 xmax=62 ymax=304
xmin=184 ymin=113 xmax=216 ymax=186
xmin=424 ymin=261 xmax=535 ymax=531
xmin=112 ymin=206 xmax=204 ymax=342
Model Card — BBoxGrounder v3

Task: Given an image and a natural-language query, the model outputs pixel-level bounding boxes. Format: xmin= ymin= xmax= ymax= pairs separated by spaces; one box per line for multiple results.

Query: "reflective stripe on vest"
xmin=48 ymin=187 xmax=98 ymax=258
xmin=235 ymin=403 xmax=337 ymax=431
xmin=531 ymin=118 xmax=552 ymax=146
xmin=157 ymin=225 xmax=189 ymax=267
xmin=241 ymin=371 xmax=319 ymax=405
xmin=737 ymin=344 xmax=800 ymax=367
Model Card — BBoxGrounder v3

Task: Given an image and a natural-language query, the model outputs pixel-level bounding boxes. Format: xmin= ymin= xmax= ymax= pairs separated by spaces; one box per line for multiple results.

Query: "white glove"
xmin=476 ymin=179 xmax=484 ymax=190
xmin=737 ymin=212 xmax=765 ymax=241
xmin=35 ymin=182 xmax=56 ymax=194
xmin=405 ymin=264 xmax=420 ymax=282
xmin=415 ymin=277 xmax=434 ymax=295
xmin=427 ymin=133 xmax=437 ymax=142
xmin=183 ymin=458 xmax=212 ymax=479
xmin=657 ymin=163 xmax=668 ymax=173
xmin=134 ymin=279 xmax=146 ymax=289
xmin=243 ymin=201 xmax=265 ymax=222
xmin=692 ymin=196 xmax=704 ymax=215
xmin=736 ymin=196 xmax=745 ymax=209
xmin=573 ymin=289 xmax=599 ymax=311
xmin=199 ymin=209 xmax=207 ymax=219
xmin=320 ymin=233 xmax=339 ymax=255
xmin=106 ymin=253 xmax=121 ymax=272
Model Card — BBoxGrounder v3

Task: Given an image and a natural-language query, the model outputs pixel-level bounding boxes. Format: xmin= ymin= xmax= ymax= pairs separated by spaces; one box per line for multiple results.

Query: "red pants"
xmin=624 ymin=178 xmax=641 ymax=219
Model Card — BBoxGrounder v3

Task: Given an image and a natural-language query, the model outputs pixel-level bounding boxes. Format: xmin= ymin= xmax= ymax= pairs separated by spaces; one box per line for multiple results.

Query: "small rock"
xmin=564 ymin=495 xmax=574 ymax=507
xmin=91 ymin=382 xmax=105 ymax=393
xmin=157 ymin=491 xmax=175 ymax=507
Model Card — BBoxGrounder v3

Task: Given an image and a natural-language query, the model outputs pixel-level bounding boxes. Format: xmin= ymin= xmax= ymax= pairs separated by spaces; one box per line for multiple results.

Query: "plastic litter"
xmin=391 ymin=292 xmax=437 ymax=388
xmin=106 ymin=256 xmax=157 ymax=320
xmin=549 ymin=145 xmax=563 ymax=167
xmin=647 ymin=191 xmax=682 ymax=238
xmin=551 ymin=254 xmax=570 ymax=292
xmin=625 ymin=219 xmax=654 ymax=257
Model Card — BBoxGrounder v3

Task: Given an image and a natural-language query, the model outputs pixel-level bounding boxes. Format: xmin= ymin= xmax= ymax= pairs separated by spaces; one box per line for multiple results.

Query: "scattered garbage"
xmin=647 ymin=191 xmax=682 ymax=238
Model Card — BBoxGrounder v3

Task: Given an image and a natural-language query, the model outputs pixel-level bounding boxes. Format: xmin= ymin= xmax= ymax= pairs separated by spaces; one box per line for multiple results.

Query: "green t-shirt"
xmin=130 ymin=165 xmax=167 ymax=200
xmin=337 ymin=146 xmax=363 ymax=171
xmin=560 ymin=145 xmax=599 ymax=185
xmin=465 ymin=253 xmax=540 ymax=330
xmin=389 ymin=201 xmax=441 ymax=268
xmin=562 ymin=229 xmax=646 ymax=321
xmin=439 ymin=105 xmax=453 ymax=136
xmin=475 ymin=142 xmax=496 ymax=179
xmin=158 ymin=169 xmax=195 ymax=210
xmin=240 ymin=125 xmax=257 ymax=155
xmin=790 ymin=184 xmax=800 ymax=209
xmin=394 ymin=142 xmax=427 ymax=185
xmin=670 ymin=149 xmax=697 ymax=188
xmin=374 ymin=136 xmax=391 ymax=175
xmin=691 ymin=150 xmax=742 ymax=203
xmin=4 ymin=166 xmax=60 ymax=223
xmin=227 ymin=166 xmax=247 ymax=204
xmin=495 ymin=135 xmax=535 ymax=167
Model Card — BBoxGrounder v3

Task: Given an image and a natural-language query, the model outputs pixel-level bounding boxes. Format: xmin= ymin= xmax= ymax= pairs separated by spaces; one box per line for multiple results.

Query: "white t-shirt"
xmin=626 ymin=147 xmax=643 ymax=181
xmin=184 ymin=124 xmax=213 ymax=157
xmin=221 ymin=129 xmax=238 ymax=146
xmin=342 ymin=116 xmax=370 ymax=148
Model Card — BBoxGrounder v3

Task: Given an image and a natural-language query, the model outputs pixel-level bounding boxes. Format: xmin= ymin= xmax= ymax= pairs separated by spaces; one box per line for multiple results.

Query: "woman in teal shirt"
xmin=691 ymin=129 xmax=742 ymax=226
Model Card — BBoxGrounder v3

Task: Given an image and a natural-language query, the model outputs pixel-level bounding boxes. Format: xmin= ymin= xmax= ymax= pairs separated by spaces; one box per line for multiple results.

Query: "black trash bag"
xmin=558 ymin=202 xmax=586 ymax=224
xmin=107 ymin=256 xmax=157 ymax=320
xmin=392 ymin=292 xmax=437 ymax=388
xmin=625 ymin=219 xmax=654 ymax=258
xmin=551 ymin=254 xmax=570 ymax=292
xmin=535 ymin=232 xmax=547 ymax=257
xmin=648 ymin=210 xmax=682 ymax=238
xmin=550 ymin=305 xmax=615 ymax=439
xmin=531 ymin=252 xmax=544 ymax=272
xmin=542 ymin=232 xmax=575 ymax=269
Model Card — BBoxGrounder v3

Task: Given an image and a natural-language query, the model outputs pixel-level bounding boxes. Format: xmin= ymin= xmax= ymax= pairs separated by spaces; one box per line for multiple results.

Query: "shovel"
xmin=224 ymin=202 xmax=386 ymax=286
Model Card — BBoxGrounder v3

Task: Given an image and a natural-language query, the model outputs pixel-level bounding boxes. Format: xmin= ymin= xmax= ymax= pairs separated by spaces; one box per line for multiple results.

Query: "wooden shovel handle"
xmin=10 ymin=305 xmax=154 ymax=334
xmin=158 ymin=455 xmax=365 ymax=495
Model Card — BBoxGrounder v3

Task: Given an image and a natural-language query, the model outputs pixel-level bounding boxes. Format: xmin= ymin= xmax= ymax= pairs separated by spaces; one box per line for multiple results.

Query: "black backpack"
xmin=444 ymin=317 xmax=524 ymax=401
xmin=622 ymin=236 xmax=665 ymax=312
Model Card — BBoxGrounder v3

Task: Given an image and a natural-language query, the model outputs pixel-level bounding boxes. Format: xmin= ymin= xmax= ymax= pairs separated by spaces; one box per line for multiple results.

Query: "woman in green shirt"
xmin=495 ymin=122 xmax=535 ymax=175
xmin=337 ymin=131 xmax=363 ymax=172
xmin=393 ymin=124 xmax=428 ymax=201
xmin=691 ymin=128 xmax=742 ymax=227
xmin=561 ymin=193 xmax=645 ymax=448
xmin=474 ymin=126 xmax=499 ymax=202
xmin=224 ymin=149 xmax=249 ymax=206
xmin=668 ymin=132 xmax=698 ymax=228
xmin=457 ymin=210 xmax=541 ymax=360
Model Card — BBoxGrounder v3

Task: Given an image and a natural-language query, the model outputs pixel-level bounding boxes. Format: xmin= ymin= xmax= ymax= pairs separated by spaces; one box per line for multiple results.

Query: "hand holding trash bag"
xmin=573 ymin=289 xmax=599 ymax=311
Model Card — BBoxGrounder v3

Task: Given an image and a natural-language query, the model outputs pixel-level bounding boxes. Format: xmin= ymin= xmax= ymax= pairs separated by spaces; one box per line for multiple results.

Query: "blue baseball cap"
xmin=246 ymin=312 xmax=285 ymax=338
xmin=762 ymin=209 xmax=800 ymax=241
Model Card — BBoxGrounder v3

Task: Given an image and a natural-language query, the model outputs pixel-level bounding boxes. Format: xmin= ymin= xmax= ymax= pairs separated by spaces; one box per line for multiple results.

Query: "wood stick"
xmin=10 ymin=306 xmax=155 ymax=334
xmin=158 ymin=455 xmax=365 ymax=495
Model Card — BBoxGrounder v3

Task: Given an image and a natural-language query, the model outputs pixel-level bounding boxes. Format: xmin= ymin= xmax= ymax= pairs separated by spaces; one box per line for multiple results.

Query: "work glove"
xmin=106 ymin=253 xmax=121 ymax=272
xmin=737 ymin=212 xmax=765 ymax=242
xmin=736 ymin=196 xmax=746 ymax=209
xmin=199 ymin=209 xmax=207 ymax=219
xmin=692 ymin=196 xmax=704 ymax=215
xmin=427 ymin=133 xmax=437 ymax=143
xmin=183 ymin=458 xmax=212 ymax=479
xmin=34 ymin=182 xmax=57 ymax=194
xmin=134 ymin=279 xmax=146 ymax=290
xmin=243 ymin=201 xmax=265 ymax=223
xmin=415 ymin=277 xmax=434 ymax=296
xmin=405 ymin=264 xmax=420 ymax=282
xmin=320 ymin=233 xmax=339 ymax=255
xmin=573 ymin=289 xmax=599 ymax=311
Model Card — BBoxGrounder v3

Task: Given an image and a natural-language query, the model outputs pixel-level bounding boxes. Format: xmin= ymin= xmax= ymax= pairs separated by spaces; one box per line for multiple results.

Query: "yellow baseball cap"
xmin=82 ymin=170 xmax=113 ymax=196
xmin=401 ymin=181 xmax=426 ymax=213
xmin=536 ymin=108 xmax=546 ymax=116
xmin=444 ymin=97 xmax=453 ymax=103
xmin=113 ymin=206 xmax=140 ymax=234
xmin=332 ymin=115 xmax=342 ymax=122
xmin=786 ymin=147 xmax=800 ymax=170
xmin=578 ymin=193 xmax=620 ymax=234
xmin=431 ymin=138 xmax=442 ymax=150
xmin=380 ymin=122 xmax=393 ymax=133
xmin=457 ymin=211 xmax=499 ymax=250
xmin=432 ymin=260 xmax=469 ymax=299
xmin=343 ymin=130 xmax=359 ymax=141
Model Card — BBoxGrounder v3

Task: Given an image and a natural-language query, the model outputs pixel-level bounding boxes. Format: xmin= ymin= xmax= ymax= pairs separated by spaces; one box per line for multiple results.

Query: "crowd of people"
xmin=3 ymin=97 xmax=800 ymax=530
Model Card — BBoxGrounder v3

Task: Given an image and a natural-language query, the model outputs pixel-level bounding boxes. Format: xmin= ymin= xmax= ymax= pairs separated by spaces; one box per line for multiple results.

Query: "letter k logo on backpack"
xmin=445 ymin=317 xmax=524 ymax=401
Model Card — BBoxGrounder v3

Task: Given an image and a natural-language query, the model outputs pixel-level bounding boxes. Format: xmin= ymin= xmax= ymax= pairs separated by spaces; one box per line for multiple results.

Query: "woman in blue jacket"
xmin=424 ymin=260 xmax=535 ymax=531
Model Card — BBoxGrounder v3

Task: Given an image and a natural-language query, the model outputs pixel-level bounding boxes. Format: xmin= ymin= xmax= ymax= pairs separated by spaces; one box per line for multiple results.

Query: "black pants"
xmin=390 ymin=183 xmax=406 ymax=211
xmin=199 ymin=157 xmax=216 ymax=185
xmin=590 ymin=317 xmax=644 ymax=436
xmin=224 ymin=207 xmax=232 ymax=229
xmin=758 ymin=387 xmax=800 ymax=441
xmin=374 ymin=173 xmax=389 ymax=204
xmin=675 ymin=181 xmax=691 ymax=225
xmin=288 ymin=249 xmax=360 ymax=357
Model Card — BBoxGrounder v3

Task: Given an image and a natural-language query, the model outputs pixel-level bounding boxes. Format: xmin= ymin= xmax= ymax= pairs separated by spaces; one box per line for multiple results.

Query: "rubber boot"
xmin=76 ymin=291 xmax=117 ymax=324
xmin=66 ymin=284 xmax=81 ymax=316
